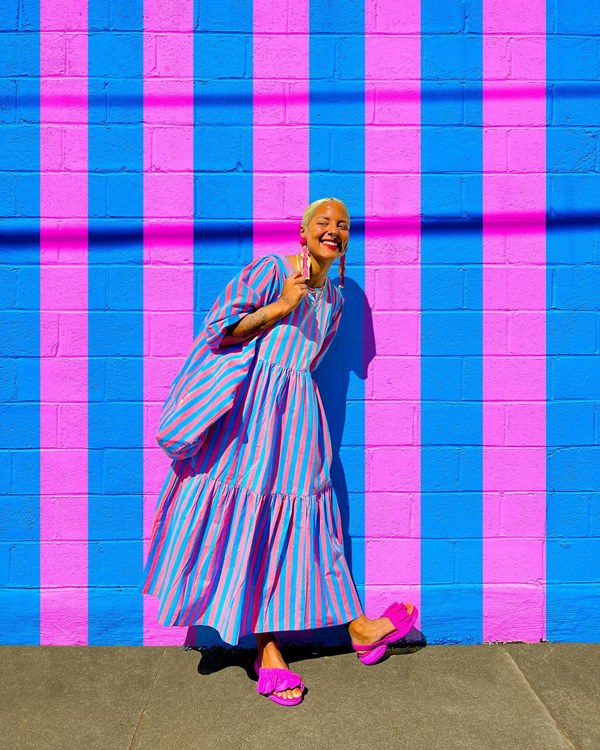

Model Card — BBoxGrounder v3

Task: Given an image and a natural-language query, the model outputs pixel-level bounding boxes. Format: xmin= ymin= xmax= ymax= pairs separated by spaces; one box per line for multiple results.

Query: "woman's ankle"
xmin=347 ymin=615 xmax=370 ymax=638
xmin=255 ymin=631 xmax=278 ymax=650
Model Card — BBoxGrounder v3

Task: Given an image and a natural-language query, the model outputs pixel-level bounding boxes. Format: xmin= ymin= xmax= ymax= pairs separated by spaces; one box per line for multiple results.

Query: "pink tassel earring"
xmin=339 ymin=251 xmax=346 ymax=288
xmin=299 ymin=235 xmax=310 ymax=279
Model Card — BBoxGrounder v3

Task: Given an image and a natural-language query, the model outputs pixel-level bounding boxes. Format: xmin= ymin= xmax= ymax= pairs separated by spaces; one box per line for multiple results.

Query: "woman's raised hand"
xmin=278 ymin=271 xmax=309 ymax=313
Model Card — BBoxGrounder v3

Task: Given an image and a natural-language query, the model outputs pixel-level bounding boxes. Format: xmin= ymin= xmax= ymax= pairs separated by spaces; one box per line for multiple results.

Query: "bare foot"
xmin=255 ymin=634 xmax=304 ymax=702
xmin=348 ymin=604 xmax=415 ymax=656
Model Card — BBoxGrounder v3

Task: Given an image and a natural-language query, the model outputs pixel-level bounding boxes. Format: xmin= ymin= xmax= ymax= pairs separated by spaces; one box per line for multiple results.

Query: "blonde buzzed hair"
xmin=301 ymin=197 xmax=351 ymax=231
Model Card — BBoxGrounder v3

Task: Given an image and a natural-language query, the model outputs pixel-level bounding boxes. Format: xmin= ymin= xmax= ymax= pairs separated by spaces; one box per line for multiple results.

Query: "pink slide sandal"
xmin=253 ymin=656 xmax=306 ymax=706
xmin=351 ymin=601 xmax=419 ymax=665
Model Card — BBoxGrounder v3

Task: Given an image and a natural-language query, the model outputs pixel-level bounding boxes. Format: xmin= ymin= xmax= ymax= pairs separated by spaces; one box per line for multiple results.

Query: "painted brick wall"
xmin=1 ymin=0 xmax=599 ymax=646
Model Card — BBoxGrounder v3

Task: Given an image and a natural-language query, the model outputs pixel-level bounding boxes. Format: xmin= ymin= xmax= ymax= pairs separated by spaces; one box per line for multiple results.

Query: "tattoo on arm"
xmin=218 ymin=298 xmax=291 ymax=348
xmin=225 ymin=309 xmax=269 ymax=342
xmin=279 ymin=291 xmax=295 ymax=309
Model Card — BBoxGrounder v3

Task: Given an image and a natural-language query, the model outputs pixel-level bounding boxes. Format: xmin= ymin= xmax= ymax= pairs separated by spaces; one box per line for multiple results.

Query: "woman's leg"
xmin=347 ymin=604 xmax=416 ymax=656
xmin=255 ymin=631 xmax=304 ymax=701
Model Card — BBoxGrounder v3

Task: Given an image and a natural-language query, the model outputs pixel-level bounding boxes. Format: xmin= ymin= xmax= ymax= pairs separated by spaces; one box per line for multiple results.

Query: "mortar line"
xmin=499 ymin=645 xmax=580 ymax=750
xmin=127 ymin=647 xmax=166 ymax=750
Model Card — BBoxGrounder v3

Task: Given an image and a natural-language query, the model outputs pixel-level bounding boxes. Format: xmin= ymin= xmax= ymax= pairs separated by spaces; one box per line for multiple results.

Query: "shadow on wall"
xmin=314 ymin=271 xmax=374 ymax=572
xmin=1 ymin=210 xmax=592 ymax=250
xmin=11 ymin=81 xmax=591 ymax=108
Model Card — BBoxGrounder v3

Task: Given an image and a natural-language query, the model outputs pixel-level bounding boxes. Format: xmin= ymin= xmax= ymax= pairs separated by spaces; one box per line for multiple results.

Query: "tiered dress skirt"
xmin=139 ymin=253 xmax=363 ymax=645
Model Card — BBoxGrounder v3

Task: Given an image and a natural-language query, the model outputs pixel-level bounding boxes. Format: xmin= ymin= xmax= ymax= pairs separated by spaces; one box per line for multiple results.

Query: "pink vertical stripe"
xmin=39 ymin=2 xmax=89 ymax=644
xmin=253 ymin=0 xmax=309 ymax=256
xmin=143 ymin=1 xmax=195 ymax=644
xmin=364 ymin=1 xmax=422 ymax=623
xmin=483 ymin=1 xmax=546 ymax=641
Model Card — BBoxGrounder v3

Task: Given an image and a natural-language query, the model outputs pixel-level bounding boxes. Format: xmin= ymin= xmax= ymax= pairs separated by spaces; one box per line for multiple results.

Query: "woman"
xmin=140 ymin=197 xmax=418 ymax=706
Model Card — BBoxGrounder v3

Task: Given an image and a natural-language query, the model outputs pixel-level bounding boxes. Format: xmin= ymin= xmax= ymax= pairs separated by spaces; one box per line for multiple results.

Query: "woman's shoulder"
xmin=238 ymin=253 xmax=283 ymax=279
xmin=242 ymin=253 xmax=280 ymax=269
xmin=234 ymin=253 xmax=282 ymax=285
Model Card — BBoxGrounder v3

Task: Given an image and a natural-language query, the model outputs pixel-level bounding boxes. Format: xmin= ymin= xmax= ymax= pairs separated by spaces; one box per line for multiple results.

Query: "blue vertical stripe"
xmin=420 ymin=2 xmax=483 ymax=643
xmin=546 ymin=0 xmax=600 ymax=642
xmin=0 ymin=5 xmax=40 ymax=645
xmin=309 ymin=0 xmax=366 ymax=631
xmin=191 ymin=0 xmax=254 ymax=647
xmin=193 ymin=2 xmax=254 ymax=336
xmin=88 ymin=0 xmax=144 ymax=644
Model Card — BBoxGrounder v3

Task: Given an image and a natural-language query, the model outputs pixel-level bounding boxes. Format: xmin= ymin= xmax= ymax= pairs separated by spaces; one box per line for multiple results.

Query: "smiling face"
xmin=300 ymin=201 xmax=350 ymax=261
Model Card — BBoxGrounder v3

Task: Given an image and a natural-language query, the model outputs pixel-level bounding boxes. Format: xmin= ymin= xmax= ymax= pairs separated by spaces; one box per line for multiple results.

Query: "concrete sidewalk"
xmin=1 ymin=642 xmax=598 ymax=750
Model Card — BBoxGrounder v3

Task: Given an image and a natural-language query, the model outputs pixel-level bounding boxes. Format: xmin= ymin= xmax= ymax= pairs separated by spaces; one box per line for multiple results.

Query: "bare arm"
xmin=217 ymin=268 xmax=308 ymax=348
xmin=218 ymin=298 xmax=293 ymax=348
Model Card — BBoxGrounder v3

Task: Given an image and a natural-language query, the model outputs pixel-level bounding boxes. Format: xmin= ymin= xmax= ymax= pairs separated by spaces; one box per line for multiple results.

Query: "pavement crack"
xmin=499 ymin=645 xmax=580 ymax=750
xmin=127 ymin=647 xmax=166 ymax=750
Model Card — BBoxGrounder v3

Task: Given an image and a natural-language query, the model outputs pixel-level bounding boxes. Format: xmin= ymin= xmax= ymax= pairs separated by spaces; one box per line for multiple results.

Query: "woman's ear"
xmin=299 ymin=226 xmax=307 ymax=246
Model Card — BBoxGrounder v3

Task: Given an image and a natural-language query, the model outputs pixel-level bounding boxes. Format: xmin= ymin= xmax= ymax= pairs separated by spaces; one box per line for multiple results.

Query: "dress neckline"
xmin=274 ymin=253 xmax=330 ymax=292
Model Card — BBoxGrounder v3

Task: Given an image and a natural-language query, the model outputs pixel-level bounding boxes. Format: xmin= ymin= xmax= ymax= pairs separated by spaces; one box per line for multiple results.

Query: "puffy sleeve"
xmin=204 ymin=254 xmax=280 ymax=351
xmin=155 ymin=254 xmax=281 ymax=461
xmin=310 ymin=292 xmax=344 ymax=373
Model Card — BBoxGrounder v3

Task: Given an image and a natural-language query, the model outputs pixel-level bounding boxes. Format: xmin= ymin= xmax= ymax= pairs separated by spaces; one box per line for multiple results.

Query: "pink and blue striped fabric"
xmin=2 ymin=0 xmax=599 ymax=646
xmin=140 ymin=254 xmax=362 ymax=644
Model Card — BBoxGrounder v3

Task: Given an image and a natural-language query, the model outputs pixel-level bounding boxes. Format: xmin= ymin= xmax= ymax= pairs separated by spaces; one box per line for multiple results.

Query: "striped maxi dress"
xmin=139 ymin=252 xmax=363 ymax=645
